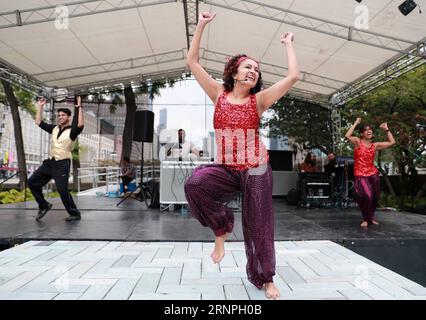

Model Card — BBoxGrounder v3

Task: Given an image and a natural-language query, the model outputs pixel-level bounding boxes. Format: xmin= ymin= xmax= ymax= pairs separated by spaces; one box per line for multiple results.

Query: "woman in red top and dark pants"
xmin=184 ymin=12 xmax=299 ymax=299
xmin=345 ymin=118 xmax=395 ymax=228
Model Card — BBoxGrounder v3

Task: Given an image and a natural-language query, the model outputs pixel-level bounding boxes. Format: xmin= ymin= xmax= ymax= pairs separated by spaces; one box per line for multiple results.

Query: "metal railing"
xmin=77 ymin=165 xmax=160 ymax=194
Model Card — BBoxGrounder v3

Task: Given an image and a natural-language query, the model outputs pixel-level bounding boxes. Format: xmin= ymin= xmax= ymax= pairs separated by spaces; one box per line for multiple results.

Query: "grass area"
xmin=380 ymin=194 xmax=426 ymax=214
xmin=0 ymin=188 xmax=77 ymax=204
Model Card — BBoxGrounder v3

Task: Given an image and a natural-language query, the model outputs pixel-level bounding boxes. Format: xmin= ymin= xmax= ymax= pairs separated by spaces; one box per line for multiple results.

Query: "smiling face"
xmin=57 ymin=111 xmax=70 ymax=126
xmin=361 ymin=125 xmax=374 ymax=140
xmin=235 ymin=59 xmax=260 ymax=87
xmin=223 ymin=54 xmax=263 ymax=93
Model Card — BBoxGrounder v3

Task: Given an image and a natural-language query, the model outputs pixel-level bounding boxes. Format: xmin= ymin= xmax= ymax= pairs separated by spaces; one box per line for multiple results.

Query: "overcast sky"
xmin=152 ymin=79 xmax=215 ymax=148
xmin=152 ymin=79 xmax=272 ymax=149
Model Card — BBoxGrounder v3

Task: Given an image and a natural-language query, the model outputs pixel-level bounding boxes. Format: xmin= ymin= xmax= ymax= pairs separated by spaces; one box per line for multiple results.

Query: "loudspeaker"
xmin=148 ymin=181 xmax=160 ymax=209
xmin=286 ymin=188 xmax=299 ymax=205
xmin=299 ymin=174 xmax=333 ymax=204
xmin=398 ymin=0 xmax=417 ymax=16
xmin=268 ymin=150 xmax=293 ymax=171
xmin=133 ymin=110 xmax=154 ymax=142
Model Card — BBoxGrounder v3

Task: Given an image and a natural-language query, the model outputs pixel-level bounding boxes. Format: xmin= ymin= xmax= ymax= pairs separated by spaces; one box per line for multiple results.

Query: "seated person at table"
xmin=323 ymin=152 xmax=337 ymax=175
xmin=300 ymin=152 xmax=319 ymax=173
xmin=120 ymin=157 xmax=136 ymax=193
xmin=166 ymin=129 xmax=201 ymax=161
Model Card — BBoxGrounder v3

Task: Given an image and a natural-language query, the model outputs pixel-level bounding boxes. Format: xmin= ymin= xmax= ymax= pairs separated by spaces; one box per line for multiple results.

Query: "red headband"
xmin=235 ymin=56 xmax=260 ymax=68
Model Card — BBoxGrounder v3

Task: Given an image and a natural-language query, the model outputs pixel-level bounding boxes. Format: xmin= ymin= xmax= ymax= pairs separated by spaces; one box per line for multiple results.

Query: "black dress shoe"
xmin=65 ymin=215 xmax=81 ymax=222
xmin=36 ymin=203 xmax=52 ymax=221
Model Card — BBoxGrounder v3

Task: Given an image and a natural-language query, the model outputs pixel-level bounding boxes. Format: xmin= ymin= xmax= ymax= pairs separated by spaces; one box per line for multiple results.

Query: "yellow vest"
xmin=50 ymin=126 xmax=74 ymax=160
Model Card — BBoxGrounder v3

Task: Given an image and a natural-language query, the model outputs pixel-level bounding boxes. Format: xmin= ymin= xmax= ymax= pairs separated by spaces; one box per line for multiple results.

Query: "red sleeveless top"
xmin=354 ymin=142 xmax=378 ymax=177
xmin=213 ymin=91 xmax=269 ymax=171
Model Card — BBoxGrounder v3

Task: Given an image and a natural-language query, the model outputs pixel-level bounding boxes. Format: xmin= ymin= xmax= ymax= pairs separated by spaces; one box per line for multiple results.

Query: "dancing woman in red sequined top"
xmin=184 ymin=12 xmax=299 ymax=300
xmin=345 ymin=118 xmax=395 ymax=228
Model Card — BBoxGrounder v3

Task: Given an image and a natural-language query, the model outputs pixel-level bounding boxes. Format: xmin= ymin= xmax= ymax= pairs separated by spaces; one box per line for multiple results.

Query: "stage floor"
xmin=1 ymin=196 xmax=426 ymax=289
xmin=1 ymin=196 xmax=425 ymax=243
xmin=0 ymin=239 xmax=425 ymax=300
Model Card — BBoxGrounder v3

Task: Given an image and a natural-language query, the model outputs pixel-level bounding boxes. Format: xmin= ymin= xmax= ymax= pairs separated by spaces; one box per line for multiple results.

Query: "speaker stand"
xmin=116 ymin=142 xmax=150 ymax=209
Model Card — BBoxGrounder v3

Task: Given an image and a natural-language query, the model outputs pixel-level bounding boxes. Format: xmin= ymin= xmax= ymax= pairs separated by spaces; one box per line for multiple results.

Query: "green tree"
xmin=0 ymin=81 xmax=36 ymax=189
xmin=263 ymin=65 xmax=425 ymax=211
xmin=262 ymin=96 xmax=333 ymax=154
xmin=342 ymin=65 xmax=426 ymax=210
xmin=121 ymin=81 xmax=169 ymax=161
xmin=89 ymin=80 xmax=173 ymax=162
xmin=80 ymin=91 xmax=123 ymax=167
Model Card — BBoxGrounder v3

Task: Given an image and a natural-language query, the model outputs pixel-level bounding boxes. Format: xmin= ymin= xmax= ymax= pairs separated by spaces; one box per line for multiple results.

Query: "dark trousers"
xmin=121 ymin=176 xmax=133 ymax=192
xmin=354 ymin=173 xmax=380 ymax=223
xmin=29 ymin=159 xmax=80 ymax=216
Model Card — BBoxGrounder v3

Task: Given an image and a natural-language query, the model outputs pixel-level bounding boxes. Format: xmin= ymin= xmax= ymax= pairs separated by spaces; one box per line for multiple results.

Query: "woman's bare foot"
xmin=211 ymin=233 xmax=227 ymax=264
xmin=360 ymin=221 xmax=368 ymax=228
xmin=371 ymin=220 xmax=380 ymax=225
xmin=265 ymin=282 xmax=280 ymax=300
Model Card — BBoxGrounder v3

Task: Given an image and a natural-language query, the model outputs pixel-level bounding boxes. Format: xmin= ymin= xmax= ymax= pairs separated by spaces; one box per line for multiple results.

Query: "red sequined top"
xmin=213 ymin=91 xmax=269 ymax=171
xmin=354 ymin=142 xmax=378 ymax=177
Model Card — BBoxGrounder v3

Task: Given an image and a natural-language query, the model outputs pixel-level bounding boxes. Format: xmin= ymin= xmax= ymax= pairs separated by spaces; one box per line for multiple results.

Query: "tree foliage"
xmin=263 ymin=64 xmax=425 ymax=211
xmin=341 ymin=64 xmax=426 ymax=210
xmin=0 ymin=84 xmax=36 ymax=115
xmin=261 ymin=96 xmax=332 ymax=154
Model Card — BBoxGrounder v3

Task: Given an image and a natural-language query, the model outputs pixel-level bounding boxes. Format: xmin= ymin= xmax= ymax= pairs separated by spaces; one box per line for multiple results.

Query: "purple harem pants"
xmin=354 ymin=173 xmax=381 ymax=223
xmin=184 ymin=163 xmax=275 ymax=289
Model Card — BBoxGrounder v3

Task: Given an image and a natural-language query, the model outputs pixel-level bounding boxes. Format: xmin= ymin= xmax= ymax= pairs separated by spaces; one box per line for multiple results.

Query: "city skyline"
xmin=153 ymin=79 xmax=215 ymax=149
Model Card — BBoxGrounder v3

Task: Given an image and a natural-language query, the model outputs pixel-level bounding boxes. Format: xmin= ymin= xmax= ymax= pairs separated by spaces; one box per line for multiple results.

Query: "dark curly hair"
xmin=358 ymin=124 xmax=375 ymax=139
xmin=304 ymin=152 xmax=316 ymax=166
xmin=57 ymin=108 xmax=71 ymax=116
xmin=222 ymin=54 xmax=263 ymax=94
xmin=358 ymin=124 xmax=373 ymax=135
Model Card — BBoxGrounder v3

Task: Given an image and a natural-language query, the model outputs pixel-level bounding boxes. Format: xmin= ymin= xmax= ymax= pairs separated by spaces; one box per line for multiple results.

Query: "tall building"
xmin=0 ymin=104 xmax=50 ymax=174
xmin=77 ymin=110 xmax=98 ymax=167
xmin=0 ymin=102 xmax=116 ymax=172
xmin=146 ymin=94 xmax=153 ymax=112
xmin=269 ymin=136 xmax=290 ymax=150
xmin=80 ymin=94 xmax=149 ymax=134
xmin=57 ymin=93 xmax=151 ymax=163
xmin=207 ymin=131 xmax=216 ymax=161
xmin=266 ymin=124 xmax=290 ymax=151
xmin=158 ymin=108 xmax=167 ymax=133
xmin=153 ymin=108 xmax=167 ymax=160
xmin=77 ymin=111 xmax=115 ymax=166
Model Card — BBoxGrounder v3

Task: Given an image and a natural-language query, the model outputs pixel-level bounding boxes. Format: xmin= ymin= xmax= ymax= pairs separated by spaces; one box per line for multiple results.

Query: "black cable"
xmin=170 ymin=161 xmax=179 ymax=205
xmin=0 ymin=171 xmax=19 ymax=186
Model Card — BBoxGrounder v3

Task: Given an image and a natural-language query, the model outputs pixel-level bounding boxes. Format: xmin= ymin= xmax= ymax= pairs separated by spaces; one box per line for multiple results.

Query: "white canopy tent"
xmin=0 ymin=0 xmax=425 ymax=105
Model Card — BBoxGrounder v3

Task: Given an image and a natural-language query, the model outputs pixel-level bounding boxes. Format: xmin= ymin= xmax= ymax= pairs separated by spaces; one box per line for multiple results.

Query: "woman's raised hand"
xmin=280 ymin=32 xmax=295 ymax=45
xmin=379 ymin=122 xmax=389 ymax=131
xmin=198 ymin=12 xmax=216 ymax=26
